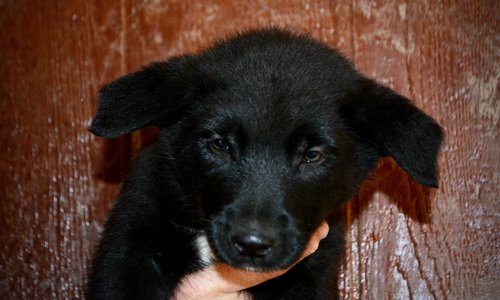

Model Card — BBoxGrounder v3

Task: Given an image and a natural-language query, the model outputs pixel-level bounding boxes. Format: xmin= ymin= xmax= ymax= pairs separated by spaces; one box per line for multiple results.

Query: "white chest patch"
xmin=195 ymin=234 xmax=215 ymax=266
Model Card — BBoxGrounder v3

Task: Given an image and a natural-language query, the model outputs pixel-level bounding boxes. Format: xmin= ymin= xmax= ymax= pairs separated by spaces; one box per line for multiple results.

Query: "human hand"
xmin=172 ymin=221 xmax=330 ymax=300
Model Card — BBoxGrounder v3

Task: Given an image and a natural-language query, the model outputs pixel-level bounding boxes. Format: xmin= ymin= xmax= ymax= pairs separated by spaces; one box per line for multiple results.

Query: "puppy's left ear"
xmin=340 ymin=79 xmax=444 ymax=187
xmin=90 ymin=55 xmax=211 ymax=139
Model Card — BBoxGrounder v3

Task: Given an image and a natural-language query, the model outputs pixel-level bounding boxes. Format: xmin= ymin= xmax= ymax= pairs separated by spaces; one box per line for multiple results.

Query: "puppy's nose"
xmin=231 ymin=232 xmax=275 ymax=258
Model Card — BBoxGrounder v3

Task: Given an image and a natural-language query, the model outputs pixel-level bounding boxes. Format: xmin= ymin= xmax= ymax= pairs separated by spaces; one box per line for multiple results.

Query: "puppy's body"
xmin=90 ymin=143 xmax=345 ymax=299
xmin=88 ymin=29 xmax=443 ymax=299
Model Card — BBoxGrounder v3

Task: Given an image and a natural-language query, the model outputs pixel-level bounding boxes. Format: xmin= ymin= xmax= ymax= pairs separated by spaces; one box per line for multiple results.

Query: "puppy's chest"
xmin=194 ymin=233 xmax=215 ymax=266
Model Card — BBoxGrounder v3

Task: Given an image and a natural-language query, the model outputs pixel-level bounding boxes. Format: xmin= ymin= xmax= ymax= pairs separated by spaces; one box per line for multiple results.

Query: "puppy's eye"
xmin=209 ymin=138 xmax=230 ymax=153
xmin=303 ymin=150 xmax=324 ymax=164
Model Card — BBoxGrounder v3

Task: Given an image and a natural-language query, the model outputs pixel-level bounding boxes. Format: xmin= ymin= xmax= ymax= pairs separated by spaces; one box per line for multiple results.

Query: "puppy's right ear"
xmin=90 ymin=56 xmax=206 ymax=138
xmin=339 ymin=79 xmax=443 ymax=188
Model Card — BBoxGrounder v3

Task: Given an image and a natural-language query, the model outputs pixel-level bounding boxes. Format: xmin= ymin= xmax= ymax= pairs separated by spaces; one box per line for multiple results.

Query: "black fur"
xmin=87 ymin=29 xmax=443 ymax=299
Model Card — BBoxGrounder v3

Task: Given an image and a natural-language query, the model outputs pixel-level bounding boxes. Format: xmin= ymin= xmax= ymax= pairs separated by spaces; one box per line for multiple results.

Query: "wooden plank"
xmin=0 ymin=0 xmax=123 ymax=298
xmin=345 ymin=0 xmax=499 ymax=299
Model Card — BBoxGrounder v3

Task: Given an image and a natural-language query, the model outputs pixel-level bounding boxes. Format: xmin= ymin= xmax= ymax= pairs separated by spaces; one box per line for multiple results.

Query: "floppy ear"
xmin=340 ymin=79 xmax=444 ymax=187
xmin=90 ymin=55 xmax=207 ymax=138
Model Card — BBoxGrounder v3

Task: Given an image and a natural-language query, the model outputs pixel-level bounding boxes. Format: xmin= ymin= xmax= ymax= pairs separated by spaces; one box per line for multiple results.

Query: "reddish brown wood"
xmin=1 ymin=1 xmax=497 ymax=299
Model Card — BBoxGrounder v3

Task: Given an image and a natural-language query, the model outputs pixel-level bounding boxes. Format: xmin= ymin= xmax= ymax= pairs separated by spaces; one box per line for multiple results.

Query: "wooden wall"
xmin=1 ymin=0 xmax=498 ymax=298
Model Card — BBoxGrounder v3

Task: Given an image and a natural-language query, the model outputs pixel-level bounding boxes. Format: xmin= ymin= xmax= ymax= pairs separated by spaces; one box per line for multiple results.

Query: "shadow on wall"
xmin=93 ymin=128 xmax=160 ymax=184
xmin=347 ymin=157 xmax=434 ymax=225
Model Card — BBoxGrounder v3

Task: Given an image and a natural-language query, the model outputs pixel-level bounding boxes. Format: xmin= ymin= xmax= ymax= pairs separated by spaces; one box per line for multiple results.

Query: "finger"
xmin=301 ymin=221 xmax=330 ymax=258
xmin=317 ymin=220 xmax=330 ymax=239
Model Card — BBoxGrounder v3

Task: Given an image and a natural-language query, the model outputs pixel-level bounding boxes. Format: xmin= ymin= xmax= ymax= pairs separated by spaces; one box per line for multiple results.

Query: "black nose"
xmin=231 ymin=232 xmax=275 ymax=258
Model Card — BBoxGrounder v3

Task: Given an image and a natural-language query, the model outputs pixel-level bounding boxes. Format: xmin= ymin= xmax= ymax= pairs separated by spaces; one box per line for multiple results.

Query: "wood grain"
xmin=0 ymin=0 xmax=497 ymax=299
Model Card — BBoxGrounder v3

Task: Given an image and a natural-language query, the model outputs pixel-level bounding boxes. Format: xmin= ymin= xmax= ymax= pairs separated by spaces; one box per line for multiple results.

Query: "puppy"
xmin=87 ymin=29 xmax=443 ymax=299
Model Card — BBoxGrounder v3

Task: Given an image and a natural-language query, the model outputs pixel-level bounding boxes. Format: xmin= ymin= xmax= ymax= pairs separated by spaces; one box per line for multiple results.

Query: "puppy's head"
xmin=90 ymin=29 xmax=443 ymax=271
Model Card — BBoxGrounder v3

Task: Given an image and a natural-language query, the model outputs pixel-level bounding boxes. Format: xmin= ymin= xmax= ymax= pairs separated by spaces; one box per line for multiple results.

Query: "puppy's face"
xmin=172 ymin=84 xmax=363 ymax=271
xmin=90 ymin=29 xmax=443 ymax=272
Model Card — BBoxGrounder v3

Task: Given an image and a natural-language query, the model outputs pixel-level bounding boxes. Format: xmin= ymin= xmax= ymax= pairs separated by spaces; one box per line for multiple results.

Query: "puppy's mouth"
xmin=199 ymin=221 xmax=304 ymax=272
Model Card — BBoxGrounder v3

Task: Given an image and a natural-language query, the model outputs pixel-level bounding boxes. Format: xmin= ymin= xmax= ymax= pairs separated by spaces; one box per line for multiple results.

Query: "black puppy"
xmin=88 ymin=29 xmax=443 ymax=299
